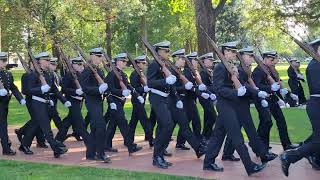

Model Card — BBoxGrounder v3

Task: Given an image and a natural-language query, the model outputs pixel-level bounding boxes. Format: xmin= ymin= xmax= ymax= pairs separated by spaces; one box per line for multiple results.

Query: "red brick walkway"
xmin=1 ymin=126 xmax=319 ymax=180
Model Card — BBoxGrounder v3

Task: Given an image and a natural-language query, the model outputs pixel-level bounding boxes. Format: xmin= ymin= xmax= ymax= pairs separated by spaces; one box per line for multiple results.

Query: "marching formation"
xmin=0 ymin=34 xmax=320 ymax=177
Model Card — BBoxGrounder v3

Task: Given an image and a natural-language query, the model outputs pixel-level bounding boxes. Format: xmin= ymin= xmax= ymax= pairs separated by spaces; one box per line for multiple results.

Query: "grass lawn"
xmin=0 ymin=160 xmax=201 ymax=180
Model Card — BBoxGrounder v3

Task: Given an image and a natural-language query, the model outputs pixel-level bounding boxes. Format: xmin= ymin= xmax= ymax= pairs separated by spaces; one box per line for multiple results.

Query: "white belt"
xmin=32 ymin=96 xmax=50 ymax=104
xmin=311 ymin=94 xmax=320 ymax=98
xmin=71 ymin=95 xmax=83 ymax=101
xmin=150 ymin=88 xmax=169 ymax=97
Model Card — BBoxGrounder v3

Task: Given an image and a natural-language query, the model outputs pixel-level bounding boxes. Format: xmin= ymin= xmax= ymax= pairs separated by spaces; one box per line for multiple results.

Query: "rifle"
xmin=184 ymin=56 xmax=203 ymax=85
xmin=165 ymin=59 xmax=190 ymax=85
xmin=126 ymin=52 xmax=147 ymax=86
xmin=197 ymin=57 xmax=213 ymax=81
xmin=58 ymin=46 xmax=82 ymax=89
xmin=27 ymin=48 xmax=47 ymax=85
xmin=236 ymin=52 xmax=260 ymax=89
xmin=140 ymin=36 xmax=172 ymax=77
xmin=74 ymin=44 xmax=105 ymax=85
xmin=17 ymin=52 xmax=31 ymax=73
xmin=282 ymin=29 xmax=320 ymax=62
xmin=102 ymin=52 xmax=128 ymax=90
xmin=200 ymin=26 xmax=242 ymax=88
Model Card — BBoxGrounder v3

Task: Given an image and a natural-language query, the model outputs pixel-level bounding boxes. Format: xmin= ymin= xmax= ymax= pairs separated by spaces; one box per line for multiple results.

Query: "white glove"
xmin=110 ymin=103 xmax=117 ymax=110
xmin=143 ymin=86 xmax=150 ymax=92
xmin=184 ymin=81 xmax=193 ymax=90
xmin=137 ymin=96 xmax=144 ymax=104
xmin=261 ymin=99 xmax=268 ymax=107
xmin=198 ymin=84 xmax=206 ymax=91
xmin=176 ymin=100 xmax=183 ymax=109
xmin=165 ymin=75 xmax=177 ymax=85
xmin=0 ymin=88 xmax=8 ymax=96
xmin=285 ymin=103 xmax=291 ymax=108
xmin=201 ymin=93 xmax=210 ymax=99
xmin=237 ymin=86 xmax=247 ymax=97
xmin=122 ymin=89 xmax=131 ymax=97
xmin=49 ymin=100 xmax=54 ymax=106
xmin=254 ymin=87 xmax=259 ymax=90
xmin=76 ymin=88 xmax=84 ymax=96
xmin=297 ymin=74 xmax=304 ymax=79
xmin=277 ymin=99 xmax=286 ymax=107
xmin=258 ymin=91 xmax=269 ymax=98
xmin=210 ymin=94 xmax=216 ymax=101
xmin=41 ymin=84 xmax=51 ymax=94
xmin=290 ymin=93 xmax=299 ymax=101
xmin=271 ymin=82 xmax=280 ymax=92
xmin=280 ymin=88 xmax=289 ymax=97
xmin=98 ymin=83 xmax=108 ymax=94
xmin=20 ymin=99 xmax=26 ymax=105
xmin=64 ymin=101 xmax=72 ymax=108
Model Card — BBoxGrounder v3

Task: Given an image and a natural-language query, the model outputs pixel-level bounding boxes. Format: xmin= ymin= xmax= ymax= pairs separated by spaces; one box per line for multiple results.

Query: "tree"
xmin=194 ymin=0 xmax=227 ymax=55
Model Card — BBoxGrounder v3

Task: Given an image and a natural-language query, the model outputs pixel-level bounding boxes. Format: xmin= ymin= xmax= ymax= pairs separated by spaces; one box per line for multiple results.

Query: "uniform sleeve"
xmin=61 ymin=73 xmax=77 ymax=96
xmin=105 ymin=71 xmax=123 ymax=97
xmin=27 ymin=73 xmax=44 ymax=96
xmin=252 ymin=67 xmax=272 ymax=93
xmin=212 ymin=64 xmax=238 ymax=100
xmin=79 ymin=69 xmax=101 ymax=95
xmin=147 ymin=62 xmax=167 ymax=88
xmin=9 ymin=72 xmax=23 ymax=101
xmin=130 ymin=72 xmax=144 ymax=94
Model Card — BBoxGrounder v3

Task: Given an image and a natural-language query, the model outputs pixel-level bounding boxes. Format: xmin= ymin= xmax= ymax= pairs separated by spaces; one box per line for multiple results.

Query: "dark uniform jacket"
xmin=0 ymin=69 xmax=23 ymax=103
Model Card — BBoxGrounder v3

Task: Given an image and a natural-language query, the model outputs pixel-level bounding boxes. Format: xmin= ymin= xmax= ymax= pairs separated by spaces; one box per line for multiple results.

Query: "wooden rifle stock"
xmin=16 ymin=52 xmax=31 ymax=73
xmin=184 ymin=57 xmax=203 ymax=85
xmin=165 ymin=60 xmax=189 ymax=85
xmin=140 ymin=36 xmax=172 ymax=77
xmin=126 ymin=53 xmax=147 ymax=86
xmin=102 ymin=52 xmax=127 ymax=90
xmin=74 ymin=44 xmax=105 ymax=85
xmin=27 ymin=48 xmax=47 ymax=85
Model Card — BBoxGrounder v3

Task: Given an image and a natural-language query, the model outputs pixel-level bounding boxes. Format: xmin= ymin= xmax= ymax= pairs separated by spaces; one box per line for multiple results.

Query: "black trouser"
xmin=0 ymin=97 xmax=11 ymax=152
xmin=286 ymin=97 xmax=320 ymax=163
xmin=84 ymin=111 xmax=90 ymax=130
xmin=204 ymin=98 xmax=255 ymax=174
xmin=149 ymin=108 xmax=157 ymax=139
xmin=21 ymin=100 xmax=61 ymax=151
xmin=55 ymin=98 xmax=94 ymax=157
xmin=149 ymin=93 xmax=174 ymax=158
xmin=223 ymin=99 xmax=268 ymax=158
xmin=168 ymin=98 xmax=200 ymax=152
xmin=19 ymin=99 xmax=45 ymax=144
xmin=49 ymin=98 xmax=62 ymax=130
xmin=288 ymin=79 xmax=307 ymax=105
xmin=105 ymin=99 xmax=135 ymax=151
xmin=85 ymin=97 xmax=106 ymax=157
xmin=199 ymin=98 xmax=217 ymax=140
xmin=129 ymin=101 xmax=153 ymax=143
xmin=177 ymin=97 xmax=202 ymax=145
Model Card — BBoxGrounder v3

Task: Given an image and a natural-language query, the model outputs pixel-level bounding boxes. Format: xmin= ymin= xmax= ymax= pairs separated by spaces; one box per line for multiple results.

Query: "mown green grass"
xmin=0 ymin=160 xmax=202 ymax=180
xmin=8 ymin=64 xmax=311 ymax=143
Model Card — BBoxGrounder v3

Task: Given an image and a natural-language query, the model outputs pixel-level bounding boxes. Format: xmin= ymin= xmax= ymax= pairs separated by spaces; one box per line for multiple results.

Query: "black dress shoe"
xmin=19 ymin=145 xmax=34 ymax=155
xmin=129 ymin=145 xmax=143 ymax=155
xmin=261 ymin=152 xmax=278 ymax=163
xmin=248 ymin=163 xmax=266 ymax=176
xmin=196 ymin=144 xmax=207 ymax=158
xmin=176 ymin=144 xmax=190 ymax=150
xmin=15 ymin=129 xmax=23 ymax=143
xmin=3 ymin=149 xmax=16 ymax=156
xmin=149 ymin=139 xmax=154 ymax=148
xmin=153 ymin=156 xmax=168 ymax=169
xmin=37 ymin=143 xmax=49 ymax=148
xmin=86 ymin=155 xmax=97 ymax=161
xmin=203 ymin=163 xmax=224 ymax=172
xmin=53 ymin=147 xmax=68 ymax=158
xmin=307 ymin=156 xmax=320 ymax=170
xmin=280 ymin=153 xmax=291 ymax=177
xmin=73 ymin=134 xmax=83 ymax=141
xmin=163 ymin=150 xmax=172 ymax=157
xmin=105 ymin=147 xmax=118 ymax=153
xmin=285 ymin=144 xmax=299 ymax=150
xmin=222 ymin=154 xmax=240 ymax=162
xmin=161 ymin=157 xmax=173 ymax=166
xmin=96 ymin=155 xmax=111 ymax=163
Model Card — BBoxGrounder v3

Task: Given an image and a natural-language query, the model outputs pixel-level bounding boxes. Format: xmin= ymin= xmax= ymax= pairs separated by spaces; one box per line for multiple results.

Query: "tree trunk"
xmin=194 ymin=0 xmax=226 ymax=55
xmin=141 ymin=0 xmax=148 ymax=39
xmin=105 ymin=17 xmax=112 ymax=56
xmin=0 ymin=24 xmax=2 ymax=51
